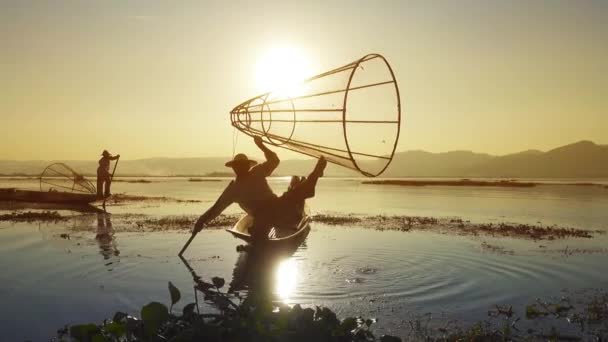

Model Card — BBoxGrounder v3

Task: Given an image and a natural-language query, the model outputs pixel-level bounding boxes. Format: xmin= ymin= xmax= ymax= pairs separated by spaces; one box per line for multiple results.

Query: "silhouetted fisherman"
xmin=194 ymin=136 xmax=326 ymax=240
xmin=97 ymin=150 xmax=120 ymax=199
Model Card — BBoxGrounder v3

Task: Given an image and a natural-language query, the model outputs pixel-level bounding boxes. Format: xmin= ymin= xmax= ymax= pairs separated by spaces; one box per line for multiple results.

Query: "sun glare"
xmin=255 ymin=46 xmax=312 ymax=97
xmin=275 ymin=258 xmax=298 ymax=300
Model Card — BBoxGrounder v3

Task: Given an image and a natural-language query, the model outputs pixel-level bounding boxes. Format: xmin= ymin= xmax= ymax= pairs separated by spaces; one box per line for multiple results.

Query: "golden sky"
xmin=1 ymin=0 xmax=607 ymax=160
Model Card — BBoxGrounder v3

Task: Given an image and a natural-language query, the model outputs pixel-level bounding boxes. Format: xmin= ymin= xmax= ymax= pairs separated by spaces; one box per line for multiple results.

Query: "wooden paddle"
xmin=102 ymin=155 xmax=120 ymax=209
xmin=179 ymin=227 xmax=201 ymax=256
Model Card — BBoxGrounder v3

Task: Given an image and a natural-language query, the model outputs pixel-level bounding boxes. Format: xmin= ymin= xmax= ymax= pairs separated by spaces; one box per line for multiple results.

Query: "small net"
xmin=230 ymin=53 xmax=401 ymax=177
xmin=39 ymin=163 xmax=96 ymax=194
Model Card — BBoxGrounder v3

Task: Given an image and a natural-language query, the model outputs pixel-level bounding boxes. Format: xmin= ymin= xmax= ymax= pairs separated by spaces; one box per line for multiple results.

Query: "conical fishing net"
xmin=39 ymin=163 xmax=96 ymax=194
xmin=230 ymin=53 xmax=401 ymax=177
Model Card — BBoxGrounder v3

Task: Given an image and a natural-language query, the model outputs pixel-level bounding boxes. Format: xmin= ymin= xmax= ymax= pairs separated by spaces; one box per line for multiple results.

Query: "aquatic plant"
xmin=56 ymin=277 xmax=401 ymax=342
xmin=0 ymin=210 xmax=66 ymax=222
xmin=109 ymin=193 xmax=202 ymax=204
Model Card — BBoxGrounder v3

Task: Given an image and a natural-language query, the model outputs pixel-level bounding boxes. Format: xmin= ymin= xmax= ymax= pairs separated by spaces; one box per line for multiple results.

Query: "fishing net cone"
xmin=230 ymin=53 xmax=401 ymax=177
xmin=39 ymin=163 xmax=96 ymax=194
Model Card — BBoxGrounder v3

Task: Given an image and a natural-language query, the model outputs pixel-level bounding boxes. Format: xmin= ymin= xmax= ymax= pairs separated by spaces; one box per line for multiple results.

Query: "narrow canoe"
xmin=0 ymin=188 xmax=98 ymax=204
xmin=226 ymin=207 xmax=311 ymax=246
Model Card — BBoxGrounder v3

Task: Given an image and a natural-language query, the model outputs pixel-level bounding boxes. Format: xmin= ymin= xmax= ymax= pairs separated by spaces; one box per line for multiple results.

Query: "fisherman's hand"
xmin=253 ymin=136 xmax=264 ymax=149
xmin=117 ymin=154 xmax=121 ymax=158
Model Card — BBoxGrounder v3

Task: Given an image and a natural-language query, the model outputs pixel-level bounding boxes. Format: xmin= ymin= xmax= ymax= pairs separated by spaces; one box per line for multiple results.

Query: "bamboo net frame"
xmin=39 ymin=163 xmax=96 ymax=194
xmin=230 ymin=53 xmax=401 ymax=177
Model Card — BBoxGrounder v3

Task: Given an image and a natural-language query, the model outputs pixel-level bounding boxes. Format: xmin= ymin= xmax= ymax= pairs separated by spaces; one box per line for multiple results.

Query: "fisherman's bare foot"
xmin=313 ymin=157 xmax=327 ymax=177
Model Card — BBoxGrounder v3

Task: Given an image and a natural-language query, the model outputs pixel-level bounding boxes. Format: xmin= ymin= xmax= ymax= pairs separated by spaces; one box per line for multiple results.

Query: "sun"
xmin=255 ymin=46 xmax=313 ymax=97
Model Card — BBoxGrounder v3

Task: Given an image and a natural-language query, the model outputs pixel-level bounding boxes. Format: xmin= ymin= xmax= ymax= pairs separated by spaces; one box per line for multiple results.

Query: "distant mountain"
xmin=375 ymin=150 xmax=493 ymax=177
xmin=1 ymin=141 xmax=607 ymax=178
xmin=466 ymin=140 xmax=608 ymax=178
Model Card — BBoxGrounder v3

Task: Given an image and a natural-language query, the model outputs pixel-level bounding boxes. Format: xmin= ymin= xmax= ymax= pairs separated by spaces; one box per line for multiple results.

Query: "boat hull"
xmin=0 ymin=188 xmax=98 ymax=204
xmin=226 ymin=207 xmax=311 ymax=246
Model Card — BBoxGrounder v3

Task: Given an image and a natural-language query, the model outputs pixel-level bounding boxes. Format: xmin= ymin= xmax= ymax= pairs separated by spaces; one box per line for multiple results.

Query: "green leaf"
xmin=105 ymin=321 xmax=126 ymax=337
xmin=337 ymin=317 xmax=357 ymax=335
xmin=141 ymin=302 xmax=169 ymax=335
xmin=183 ymin=303 xmax=197 ymax=316
xmin=112 ymin=312 xmax=128 ymax=323
xmin=168 ymin=281 xmax=181 ymax=307
xmin=92 ymin=334 xmax=110 ymax=342
xmin=211 ymin=277 xmax=225 ymax=289
xmin=69 ymin=324 xmax=100 ymax=340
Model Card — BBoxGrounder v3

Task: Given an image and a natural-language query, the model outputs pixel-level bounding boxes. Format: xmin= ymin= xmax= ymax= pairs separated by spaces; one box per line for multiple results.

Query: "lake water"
xmin=1 ymin=177 xmax=607 ymax=340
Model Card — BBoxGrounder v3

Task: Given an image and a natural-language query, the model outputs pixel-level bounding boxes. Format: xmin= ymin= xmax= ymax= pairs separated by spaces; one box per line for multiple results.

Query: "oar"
xmin=178 ymin=227 xmax=201 ymax=256
xmin=110 ymin=155 xmax=120 ymax=181
xmin=103 ymin=156 xmax=120 ymax=209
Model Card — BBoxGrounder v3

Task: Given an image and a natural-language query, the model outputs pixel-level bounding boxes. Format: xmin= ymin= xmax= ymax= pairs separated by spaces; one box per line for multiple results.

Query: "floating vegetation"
xmin=2 ymin=208 xmax=598 ymax=242
xmin=363 ymin=179 xmax=608 ymax=188
xmin=55 ymin=279 xmax=395 ymax=342
xmin=53 ymin=279 xmax=608 ymax=341
xmin=480 ymin=242 xmax=514 ymax=255
xmin=362 ymin=179 xmax=536 ymax=187
xmin=313 ymin=214 xmax=361 ymax=225
xmin=188 ymin=178 xmax=221 ymax=182
xmin=113 ymin=179 xmax=154 ymax=183
xmin=132 ymin=214 xmax=241 ymax=231
xmin=108 ymin=193 xmax=201 ymax=203
xmin=312 ymin=213 xmax=600 ymax=240
xmin=0 ymin=210 xmax=66 ymax=222
xmin=541 ymin=246 xmax=608 ymax=256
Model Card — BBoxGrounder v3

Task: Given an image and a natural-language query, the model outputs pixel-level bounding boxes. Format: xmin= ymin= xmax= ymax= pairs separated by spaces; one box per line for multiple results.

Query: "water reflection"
xmin=228 ymin=236 xmax=308 ymax=303
xmin=95 ymin=212 xmax=119 ymax=260
xmin=276 ymin=258 xmax=298 ymax=300
xmin=179 ymin=227 xmax=309 ymax=307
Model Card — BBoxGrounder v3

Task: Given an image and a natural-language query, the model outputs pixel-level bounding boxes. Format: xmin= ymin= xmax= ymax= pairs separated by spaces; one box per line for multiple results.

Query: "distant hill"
xmin=1 ymin=141 xmax=607 ymax=178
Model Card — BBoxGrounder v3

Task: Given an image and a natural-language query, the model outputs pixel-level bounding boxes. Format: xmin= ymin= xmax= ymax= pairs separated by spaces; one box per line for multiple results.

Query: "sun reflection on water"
xmin=275 ymin=258 xmax=298 ymax=301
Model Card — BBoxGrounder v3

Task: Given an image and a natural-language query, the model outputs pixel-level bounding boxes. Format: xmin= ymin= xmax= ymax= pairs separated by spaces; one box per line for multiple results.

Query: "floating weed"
xmin=480 ymin=241 xmax=515 ymax=255
xmin=0 ymin=210 xmax=66 ymax=222
xmin=313 ymin=214 xmax=361 ymax=225
xmin=55 ymin=279 xmax=399 ymax=342
xmin=109 ymin=193 xmax=201 ymax=203
xmin=313 ymin=213 xmax=597 ymax=240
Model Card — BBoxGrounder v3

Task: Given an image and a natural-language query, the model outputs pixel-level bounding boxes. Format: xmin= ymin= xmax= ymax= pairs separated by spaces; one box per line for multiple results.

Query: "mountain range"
xmin=1 ymin=141 xmax=607 ymax=178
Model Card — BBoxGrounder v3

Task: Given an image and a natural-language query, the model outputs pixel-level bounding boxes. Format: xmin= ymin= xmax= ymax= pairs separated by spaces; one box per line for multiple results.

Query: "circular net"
xmin=230 ymin=53 xmax=401 ymax=177
xmin=39 ymin=163 xmax=96 ymax=194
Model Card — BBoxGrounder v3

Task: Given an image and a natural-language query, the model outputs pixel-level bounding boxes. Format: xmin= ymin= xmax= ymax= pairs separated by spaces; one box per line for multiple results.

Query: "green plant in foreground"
xmin=57 ymin=277 xmax=402 ymax=342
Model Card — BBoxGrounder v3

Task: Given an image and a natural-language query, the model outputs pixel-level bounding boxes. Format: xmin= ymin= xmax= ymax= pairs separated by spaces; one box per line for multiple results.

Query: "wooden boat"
xmin=226 ymin=206 xmax=311 ymax=246
xmin=0 ymin=188 xmax=98 ymax=204
xmin=0 ymin=163 xmax=98 ymax=205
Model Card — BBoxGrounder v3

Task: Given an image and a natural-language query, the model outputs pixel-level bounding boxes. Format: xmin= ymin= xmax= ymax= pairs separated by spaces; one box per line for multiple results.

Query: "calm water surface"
xmin=1 ymin=177 xmax=607 ymax=340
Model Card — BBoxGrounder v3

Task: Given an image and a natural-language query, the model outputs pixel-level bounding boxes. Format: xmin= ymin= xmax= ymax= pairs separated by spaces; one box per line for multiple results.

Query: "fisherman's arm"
xmin=110 ymin=154 xmax=120 ymax=161
xmin=253 ymin=136 xmax=279 ymax=175
xmin=194 ymin=182 xmax=234 ymax=232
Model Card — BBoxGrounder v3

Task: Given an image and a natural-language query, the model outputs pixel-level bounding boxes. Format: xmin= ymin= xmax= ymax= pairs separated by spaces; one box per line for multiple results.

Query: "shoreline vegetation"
xmin=2 ymin=175 xmax=607 ymax=188
xmin=54 ymin=280 xmax=608 ymax=341
xmin=362 ymin=179 xmax=608 ymax=188
xmin=1 ymin=208 xmax=603 ymax=241
xmin=362 ymin=179 xmax=536 ymax=187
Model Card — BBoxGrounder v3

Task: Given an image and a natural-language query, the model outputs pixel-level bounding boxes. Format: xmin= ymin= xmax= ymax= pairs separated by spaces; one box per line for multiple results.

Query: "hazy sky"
xmin=1 ymin=0 xmax=607 ymax=160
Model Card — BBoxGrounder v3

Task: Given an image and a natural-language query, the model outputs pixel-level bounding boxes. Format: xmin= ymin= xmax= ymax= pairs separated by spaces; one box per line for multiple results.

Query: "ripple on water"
xmin=289 ymin=230 xmax=600 ymax=315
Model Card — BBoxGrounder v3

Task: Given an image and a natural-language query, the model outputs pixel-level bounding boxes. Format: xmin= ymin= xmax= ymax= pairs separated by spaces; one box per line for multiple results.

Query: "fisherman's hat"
xmin=101 ymin=150 xmax=110 ymax=157
xmin=225 ymin=153 xmax=257 ymax=168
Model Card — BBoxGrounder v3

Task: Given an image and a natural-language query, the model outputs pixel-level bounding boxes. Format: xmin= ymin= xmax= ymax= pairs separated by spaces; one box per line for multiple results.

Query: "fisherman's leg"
xmin=290 ymin=157 xmax=327 ymax=199
xmin=250 ymin=215 xmax=273 ymax=241
xmin=97 ymin=177 xmax=104 ymax=199
xmin=251 ymin=222 xmax=273 ymax=241
xmin=104 ymin=175 xmax=112 ymax=198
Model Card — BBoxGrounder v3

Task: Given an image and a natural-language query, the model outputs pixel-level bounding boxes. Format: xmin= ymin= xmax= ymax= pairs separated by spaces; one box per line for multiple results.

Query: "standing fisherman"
xmin=97 ymin=150 xmax=120 ymax=199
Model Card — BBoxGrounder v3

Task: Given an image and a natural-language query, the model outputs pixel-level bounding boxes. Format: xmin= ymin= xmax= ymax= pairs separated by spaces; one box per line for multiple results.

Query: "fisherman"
xmin=97 ymin=150 xmax=120 ymax=199
xmin=194 ymin=136 xmax=326 ymax=240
